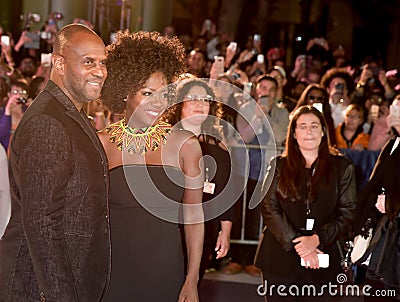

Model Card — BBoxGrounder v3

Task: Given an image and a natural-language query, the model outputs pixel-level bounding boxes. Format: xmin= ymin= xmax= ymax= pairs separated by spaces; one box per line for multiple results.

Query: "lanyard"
xmin=305 ymin=166 xmax=316 ymax=217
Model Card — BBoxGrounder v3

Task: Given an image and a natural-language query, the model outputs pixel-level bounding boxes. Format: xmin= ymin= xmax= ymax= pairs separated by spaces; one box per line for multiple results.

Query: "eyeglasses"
xmin=11 ymin=89 xmax=28 ymax=95
xmin=308 ymin=95 xmax=325 ymax=103
xmin=185 ymin=94 xmax=213 ymax=103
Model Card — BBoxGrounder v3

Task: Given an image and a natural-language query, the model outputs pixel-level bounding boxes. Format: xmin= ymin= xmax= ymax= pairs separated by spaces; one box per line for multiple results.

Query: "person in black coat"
xmin=0 ymin=24 xmax=110 ymax=302
xmin=255 ymin=105 xmax=356 ymax=301
xmin=354 ymin=100 xmax=400 ymax=301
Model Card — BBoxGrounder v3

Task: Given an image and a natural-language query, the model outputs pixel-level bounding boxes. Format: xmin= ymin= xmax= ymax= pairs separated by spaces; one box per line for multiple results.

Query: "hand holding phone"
xmin=370 ymin=104 xmax=380 ymax=121
xmin=227 ymin=42 xmax=237 ymax=53
xmin=213 ymin=56 xmax=225 ymax=77
xmin=253 ymin=34 xmax=261 ymax=42
xmin=301 ymin=253 xmax=329 ymax=268
xmin=1 ymin=35 xmax=10 ymax=46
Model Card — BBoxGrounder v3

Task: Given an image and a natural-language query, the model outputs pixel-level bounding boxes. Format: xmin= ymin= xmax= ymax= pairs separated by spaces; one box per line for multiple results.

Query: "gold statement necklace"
xmin=106 ymin=118 xmax=172 ymax=155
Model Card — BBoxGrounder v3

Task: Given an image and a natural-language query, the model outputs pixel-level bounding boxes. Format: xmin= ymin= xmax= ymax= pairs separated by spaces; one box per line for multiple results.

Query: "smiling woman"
xmin=98 ymin=31 xmax=204 ymax=302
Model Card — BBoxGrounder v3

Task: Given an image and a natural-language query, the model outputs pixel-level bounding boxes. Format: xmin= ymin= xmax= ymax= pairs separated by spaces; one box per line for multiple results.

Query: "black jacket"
xmin=255 ymin=154 xmax=356 ymax=280
xmin=0 ymin=81 xmax=111 ymax=302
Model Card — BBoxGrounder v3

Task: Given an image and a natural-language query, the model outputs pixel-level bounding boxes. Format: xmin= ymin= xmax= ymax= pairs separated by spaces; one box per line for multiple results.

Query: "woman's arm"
xmin=215 ymin=220 xmax=232 ymax=259
xmin=179 ymin=135 xmax=204 ymax=302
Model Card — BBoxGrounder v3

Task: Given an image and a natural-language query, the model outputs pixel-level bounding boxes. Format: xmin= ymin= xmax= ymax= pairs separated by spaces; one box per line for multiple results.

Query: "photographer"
xmin=320 ymin=67 xmax=353 ymax=127
xmin=0 ymin=79 xmax=30 ymax=150
xmin=14 ymin=12 xmax=61 ymax=66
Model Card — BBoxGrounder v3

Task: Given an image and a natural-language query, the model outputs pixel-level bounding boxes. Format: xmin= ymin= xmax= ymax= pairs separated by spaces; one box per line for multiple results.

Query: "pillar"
xmin=22 ymin=0 xmax=49 ymax=31
xmin=49 ymin=0 xmax=90 ymax=28
xmin=141 ymin=0 xmax=172 ymax=33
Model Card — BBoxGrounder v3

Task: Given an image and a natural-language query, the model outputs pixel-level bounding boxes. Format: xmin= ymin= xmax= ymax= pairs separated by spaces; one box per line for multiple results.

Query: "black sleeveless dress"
xmin=103 ymin=165 xmax=185 ymax=301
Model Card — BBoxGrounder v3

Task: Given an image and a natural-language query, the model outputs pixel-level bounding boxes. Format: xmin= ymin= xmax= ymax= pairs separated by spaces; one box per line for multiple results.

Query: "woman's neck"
xmin=180 ymin=119 xmax=201 ymax=136
xmin=301 ymin=149 xmax=318 ymax=168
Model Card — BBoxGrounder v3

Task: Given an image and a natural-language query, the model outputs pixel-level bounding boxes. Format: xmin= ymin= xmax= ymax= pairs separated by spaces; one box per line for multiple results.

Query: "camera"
xmin=17 ymin=97 xmax=28 ymax=104
xmin=40 ymin=31 xmax=52 ymax=40
xmin=331 ymin=83 xmax=345 ymax=104
xmin=20 ymin=13 xmax=41 ymax=30
xmin=50 ymin=12 xmax=63 ymax=20
xmin=232 ymin=72 xmax=241 ymax=80
xmin=335 ymin=83 xmax=344 ymax=93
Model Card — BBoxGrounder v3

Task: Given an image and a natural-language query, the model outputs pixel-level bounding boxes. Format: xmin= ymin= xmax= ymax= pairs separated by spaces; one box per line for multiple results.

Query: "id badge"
xmin=203 ymin=182 xmax=216 ymax=194
xmin=306 ymin=218 xmax=315 ymax=231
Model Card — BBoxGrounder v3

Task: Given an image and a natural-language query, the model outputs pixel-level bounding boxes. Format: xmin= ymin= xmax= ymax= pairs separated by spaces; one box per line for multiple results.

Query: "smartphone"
xmin=301 ymin=254 xmax=329 ymax=268
xmin=299 ymin=54 xmax=306 ymax=68
xmin=110 ymin=32 xmax=117 ymax=43
xmin=253 ymin=34 xmax=261 ymax=42
xmin=24 ymin=32 xmax=40 ymax=49
xmin=371 ymin=104 xmax=380 ymax=120
xmin=313 ymin=102 xmax=323 ymax=113
xmin=204 ymin=19 xmax=212 ymax=31
xmin=41 ymin=53 xmax=52 ymax=67
xmin=40 ymin=31 xmax=52 ymax=40
xmin=1 ymin=35 xmax=10 ymax=46
xmin=257 ymin=54 xmax=264 ymax=64
xmin=228 ymin=42 xmax=237 ymax=52
xmin=214 ymin=56 xmax=224 ymax=76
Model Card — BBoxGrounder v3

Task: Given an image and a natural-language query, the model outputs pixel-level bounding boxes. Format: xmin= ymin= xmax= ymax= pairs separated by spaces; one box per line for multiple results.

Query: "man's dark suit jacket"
xmin=0 ymin=80 xmax=111 ymax=302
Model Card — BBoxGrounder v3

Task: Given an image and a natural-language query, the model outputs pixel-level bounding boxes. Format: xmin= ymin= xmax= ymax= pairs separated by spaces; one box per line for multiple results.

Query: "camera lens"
xmin=335 ymin=83 xmax=344 ymax=92
xmin=17 ymin=97 xmax=27 ymax=104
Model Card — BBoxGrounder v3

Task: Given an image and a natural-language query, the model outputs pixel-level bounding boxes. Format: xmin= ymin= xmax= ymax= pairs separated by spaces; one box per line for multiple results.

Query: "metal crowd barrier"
xmin=229 ymin=143 xmax=284 ymax=245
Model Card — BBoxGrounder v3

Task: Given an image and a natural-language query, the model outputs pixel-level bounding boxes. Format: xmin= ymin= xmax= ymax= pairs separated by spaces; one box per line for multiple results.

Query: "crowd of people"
xmin=0 ymin=14 xmax=399 ymax=302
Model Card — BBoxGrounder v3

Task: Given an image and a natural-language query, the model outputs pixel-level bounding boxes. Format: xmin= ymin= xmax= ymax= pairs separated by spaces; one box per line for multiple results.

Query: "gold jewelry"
xmin=105 ymin=119 xmax=172 ymax=155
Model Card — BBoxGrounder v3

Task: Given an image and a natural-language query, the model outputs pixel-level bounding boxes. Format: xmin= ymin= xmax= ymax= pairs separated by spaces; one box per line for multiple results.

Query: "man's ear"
xmin=53 ymin=54 xmax=65 ymax=74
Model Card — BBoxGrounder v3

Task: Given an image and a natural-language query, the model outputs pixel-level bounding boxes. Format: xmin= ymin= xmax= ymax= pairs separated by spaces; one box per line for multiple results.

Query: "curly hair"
xmin=320 ymin=67 xmax=354 ymax=93
xmin=161 ymin=78 xmax=224 ymax=142
xmin=101 ymin=30 xmax=187 ymax=114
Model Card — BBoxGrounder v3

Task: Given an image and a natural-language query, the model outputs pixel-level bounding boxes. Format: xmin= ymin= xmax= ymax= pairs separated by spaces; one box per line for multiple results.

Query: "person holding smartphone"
xmin=256 ymin=105 xmax=356 ymax=301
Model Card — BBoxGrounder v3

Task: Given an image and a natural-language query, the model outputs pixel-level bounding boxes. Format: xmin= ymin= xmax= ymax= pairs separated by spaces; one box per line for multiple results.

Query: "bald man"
xmin=0 ymin=24 xmax=110 ymax=302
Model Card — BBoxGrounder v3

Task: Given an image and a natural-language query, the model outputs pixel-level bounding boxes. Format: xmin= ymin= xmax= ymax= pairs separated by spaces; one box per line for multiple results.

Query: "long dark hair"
xmin=292 ymin=83 xmax=336 ymax=146
xmin=277 ymin=105 xmax=339 ymax=201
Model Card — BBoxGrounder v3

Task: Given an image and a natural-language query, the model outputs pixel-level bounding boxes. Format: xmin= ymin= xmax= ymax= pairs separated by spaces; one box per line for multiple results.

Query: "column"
xmin=142 ymin=0 xmax=172 ymax=32
xmin=49 ymin=0 xmax=90 ymax=28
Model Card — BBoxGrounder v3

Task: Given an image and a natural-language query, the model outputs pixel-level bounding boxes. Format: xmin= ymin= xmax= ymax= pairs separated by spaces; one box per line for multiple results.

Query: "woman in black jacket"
xmin=255 ymin=105 xmax=356 ymax=301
